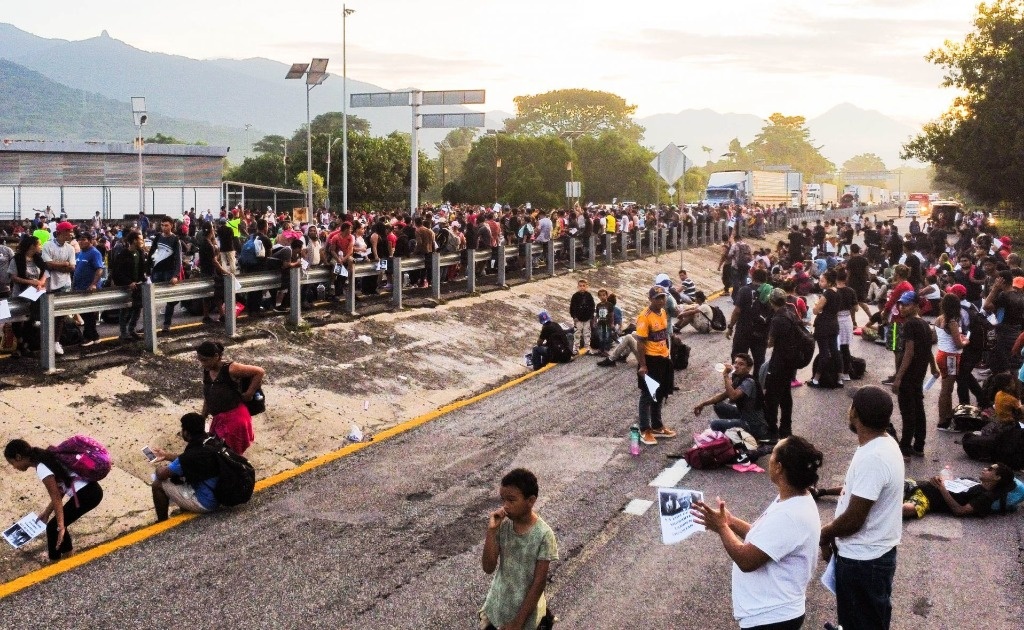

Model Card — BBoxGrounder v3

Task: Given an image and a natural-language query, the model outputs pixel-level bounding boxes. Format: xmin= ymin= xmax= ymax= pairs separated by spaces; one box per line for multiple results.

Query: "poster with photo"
xmin=3 ymin=513 xmax=45 ymax=549
xmin=658 ymin=488 xmax=704 ymax=544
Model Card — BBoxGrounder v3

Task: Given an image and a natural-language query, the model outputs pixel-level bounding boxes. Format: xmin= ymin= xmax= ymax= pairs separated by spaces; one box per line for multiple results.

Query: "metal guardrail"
xmin=23 ymin=204 xmax=889 ymax=371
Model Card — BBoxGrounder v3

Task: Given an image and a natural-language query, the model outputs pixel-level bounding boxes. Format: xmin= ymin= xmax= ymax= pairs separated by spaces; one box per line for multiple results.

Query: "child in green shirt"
xmin=480 ymin=468 xmax=559 ymax=630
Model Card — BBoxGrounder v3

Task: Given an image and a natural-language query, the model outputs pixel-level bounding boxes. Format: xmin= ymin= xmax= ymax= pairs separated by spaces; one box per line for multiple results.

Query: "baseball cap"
xmin=537 ymin=310 xmax=550 ymax=324
xmin=793 ymin=262 xmax=804 ymax=271
xmin=947 ymin=284 xmax=967 ymax=299
xmin=897 ymin=291 xmax=918 ymax=305
xmin=56 ymin=221 xmax=75 ymax=233
xmin=999 ymin=236 xmax=1011 ymax=245
xmin=847 ymin=385 xmax=894 ymax=430
xmin=649 ymin=286 xmax=667 ymax=300
xmin=654 ymin=273 xmax=672 ymax=288
xmin=1013 ymin=277 xmax=1024 ymax=290
xmin=769 ymin=287 xmax=788 ymax=305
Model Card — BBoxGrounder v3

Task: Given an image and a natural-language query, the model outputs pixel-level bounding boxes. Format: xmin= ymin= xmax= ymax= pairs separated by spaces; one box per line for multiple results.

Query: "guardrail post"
xmin=466 ymin=247 xmax=477 ymax=293
xmin=636 ymin=230 xmax=644 ymax=258
xmin=391 ymin=257 xmax=403 ymax=310
xmin=39 ymin=292 xmax=56 ymax=372
xmin=546 ymin=241 xmax=555 ymax=277
xmin=521 ymin=243 xmax=533 ymax=281
xmin=142 ymin=281 xmax=158 ymax=353
xmin=712 ymin=220 xmax=720 ymax=242
xmin=660 ymin=227 xmax=668 ymax=253
xmin=620 ymin=232 xmax=628 ymax=261
xmin=288 ymin=266 xmax=301 ymax=326
xmin=497 ymin=244 xmax=507 ymax=286
xmin=604 ymin=235 xmax=612 ymax=265
xmin=587 ymin=234 xmax=595 ymax=267
xmin=345 ymin=262 xmax=356 ymax=315
xmin=430 ymin=252 xmax=441 ymax=300
xmin=224 ymin=274 xmax=238 ymax=338
xmin=648 ymin=229 xmax=657 ymax=257
xmin=568 ymin=237 xmax=577 ymax=270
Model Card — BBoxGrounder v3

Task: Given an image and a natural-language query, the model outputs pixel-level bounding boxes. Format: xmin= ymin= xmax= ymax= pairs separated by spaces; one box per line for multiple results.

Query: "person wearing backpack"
xmin=764 ymin=289 xmax=806 ymax=441
xmin=727 ymin=234 xmax=753 ymax=298
xmin=196 ymin=340 xmax=263 ymax=455
xmin=151 ymin=413 xmax=222 ymax=521
xmin=692 ymin=353 xmax=769 ymax=440
xmin=727 ymin=268 xmax=771 ymax=376
xmin=5 ymin=438 xmax=104 ymax=561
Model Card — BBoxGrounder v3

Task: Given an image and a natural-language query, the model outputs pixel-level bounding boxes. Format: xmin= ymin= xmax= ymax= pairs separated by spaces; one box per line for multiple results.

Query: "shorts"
xmin=160 ymin=480 xmax=211 ymax=514
xmin=936 ymin=350 xmax=960 ymax=377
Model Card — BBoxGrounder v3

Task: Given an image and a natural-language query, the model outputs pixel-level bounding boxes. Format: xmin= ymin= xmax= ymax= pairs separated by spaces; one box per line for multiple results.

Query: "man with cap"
xmin=531 ymin=310 xmax=572 ymax=369
xmin=634 ymin=286 xmax=678 ymax=446
xmin=893 ymin=291 xmax=938 ymax=457
xmin=41 ymin=220 xmax=78 ymax=355
xmin=818 ymin=385 xmax=904 ymax=630
xmin=983 ymin=271 xmax=1024 ymax=374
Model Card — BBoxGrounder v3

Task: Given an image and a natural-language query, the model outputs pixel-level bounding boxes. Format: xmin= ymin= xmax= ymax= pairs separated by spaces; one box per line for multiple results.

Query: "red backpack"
xmin=684 ymin=436 xmax=738 ymax=469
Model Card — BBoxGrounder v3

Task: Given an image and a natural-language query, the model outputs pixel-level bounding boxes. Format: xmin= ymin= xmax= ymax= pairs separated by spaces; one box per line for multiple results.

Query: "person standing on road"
xmin=892 ymin=292 xmax=938 ymax=458
xmin=569 ymin=279 xmax=596 ymax=353
xmin=5 ymin=438 xmax=104 ymax=562
xmin=819 ymin=385 xmax=904 ymax=630
xmin=72 ymin=232 xmax=105 ymax=347
xmin=764 ymin=289 xmax=801 ymax=441
xmin=693 ymin=436 xmax=824 ymax=630
xmin=635 ymin=286 xmax=678 ymax=446
xmin=480 ymin=468 xmax=558 ymax=630
xmin=147 ymin=217 xmax=183 ymax=333
xmin=727 ymin=268 xmax=771 ymax=376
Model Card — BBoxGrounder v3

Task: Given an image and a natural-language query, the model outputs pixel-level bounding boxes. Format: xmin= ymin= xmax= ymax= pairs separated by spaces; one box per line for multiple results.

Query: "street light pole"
xmin=131 ymin=97 xmax=147 ymax=215
xmin=326 ymin=136 xmax=341 ymax=210
xmin=343 ymin=5 xmax=355 ymax=216
xmin=286 ymin=59 xmax=329 ymax=216
xmin=306 ymin=84 xmax=313 ymax=214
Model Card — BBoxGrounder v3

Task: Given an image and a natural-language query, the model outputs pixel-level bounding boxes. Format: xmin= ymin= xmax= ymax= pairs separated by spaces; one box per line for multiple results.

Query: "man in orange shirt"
xmin=635 ymin=285 xmax=678 ymax=446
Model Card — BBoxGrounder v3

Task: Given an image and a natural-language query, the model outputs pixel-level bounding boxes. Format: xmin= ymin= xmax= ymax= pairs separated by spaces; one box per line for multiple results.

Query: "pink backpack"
xmin=48 ymin=435 xmax=112 ymax=483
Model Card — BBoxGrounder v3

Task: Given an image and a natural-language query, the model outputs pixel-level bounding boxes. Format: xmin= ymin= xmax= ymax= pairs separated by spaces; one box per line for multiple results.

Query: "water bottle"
xmin=939 ymin=465 xmax=953 ymax=483
xmin=629 ymin=424 xmax=641 ymax=456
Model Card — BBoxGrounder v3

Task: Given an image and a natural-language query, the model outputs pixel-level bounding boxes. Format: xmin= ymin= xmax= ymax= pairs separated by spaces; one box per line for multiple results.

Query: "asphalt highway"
xmin=2 ymin=289 xmax=1021 ymax=629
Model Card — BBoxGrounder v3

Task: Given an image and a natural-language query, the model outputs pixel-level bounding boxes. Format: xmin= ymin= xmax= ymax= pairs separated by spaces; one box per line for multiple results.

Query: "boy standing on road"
xmin=569 ymin=279 xmax=596 ymax=353
xmin=636 ymin=286 xmax=678 ymax=445
xmin=481 ymin=468 xmax=558 ymax=630
xmin=892 ymin=291 xmax=938 ymax=458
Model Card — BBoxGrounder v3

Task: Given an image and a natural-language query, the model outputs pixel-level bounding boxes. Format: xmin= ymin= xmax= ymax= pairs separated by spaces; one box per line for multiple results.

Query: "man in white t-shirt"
xmin=41 ymin=221 xmax=77 ymax=355
xmin=819 ymin=385 xmax=904 ymax=630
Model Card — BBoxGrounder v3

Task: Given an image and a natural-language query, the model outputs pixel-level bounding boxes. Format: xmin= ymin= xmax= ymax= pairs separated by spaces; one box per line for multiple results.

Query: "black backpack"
xmin=704 ymin=305 xmax=728 ymax=331
xmin=671 ymin=342 xmax=690 ymax=370
xmin=788 ymin=315 xmax=816 ymax=369
xmin=966 ymin=305 xmax=996 ymax=352
xmin=203 ymin=436 xmax=256 ymax=507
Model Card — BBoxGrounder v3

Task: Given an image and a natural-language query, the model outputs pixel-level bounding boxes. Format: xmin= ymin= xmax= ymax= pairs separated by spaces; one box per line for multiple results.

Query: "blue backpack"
xmin=993 ymin=477 xmax=1024 ymax=513
xmin=238 ymin=235 xmax=260 ymax=267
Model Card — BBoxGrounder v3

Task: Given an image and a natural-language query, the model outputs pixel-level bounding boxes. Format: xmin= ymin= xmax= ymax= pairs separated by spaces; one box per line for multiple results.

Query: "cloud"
xmin=266 ymin=40 xmax=494 ymax=79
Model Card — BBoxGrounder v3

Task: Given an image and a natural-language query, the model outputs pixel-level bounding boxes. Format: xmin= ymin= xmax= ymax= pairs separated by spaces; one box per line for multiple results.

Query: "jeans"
xmin=118 ymin=305 xmax=141 ymax=337
xmin=81 ymin=311 xmax=99 ymax=342
xmin=898 ymin=378 xmax=928 ymax=452
xmin=836 ymin=547 xmax=897 ymax=630
xmin=731 ymin=328 xmax=767 ymax=376
xmin=764 ymin=363 xmax=797 ymax=438
xmin=47 ymin=482 xmax=103 ymax=560
xmin=956 ymin=351 xmax=989 ymax=408
xmin=151 ymin=269 xmax=178 ymax=327
xmin=638 ymin=385 xmax=664 ymax=432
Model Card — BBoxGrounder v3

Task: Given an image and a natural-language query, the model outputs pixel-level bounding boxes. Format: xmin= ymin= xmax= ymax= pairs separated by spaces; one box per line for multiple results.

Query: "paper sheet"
xmin=334 ymin=264 xmax=349 ymax=278
xmin=644 ymin=374 xmax=660 ymax=400
xmin=0 ymin=299 xmax=10 ymax=320
xmin=232 ymin=276 xmax=243 ymax=291
xmin=821 ymin=556 xmax=837 ymax=595
xmin=658 ymin=488 xmax=704 ymax=544
xmin=19 ymin=286 xmax=45 ymax=302
xmin=944 ymin=478 xmax=980 ymax=493
xmin=3 ymin=513 xmax=45 ymax=549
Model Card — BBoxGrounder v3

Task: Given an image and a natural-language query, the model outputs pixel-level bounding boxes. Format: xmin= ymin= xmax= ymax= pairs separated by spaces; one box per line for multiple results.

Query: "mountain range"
xmin=0 ymin=23 xmax=920 ymax=167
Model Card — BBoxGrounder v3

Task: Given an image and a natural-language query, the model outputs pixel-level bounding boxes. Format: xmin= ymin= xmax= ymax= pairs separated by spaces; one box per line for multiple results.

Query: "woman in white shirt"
xmin=5 ymin=438 xmax=104 ymax=561
xmin=934 ymin=293 xmax=967 ymax=430
xmin=693 ymin=436 xmax=823 ymax=629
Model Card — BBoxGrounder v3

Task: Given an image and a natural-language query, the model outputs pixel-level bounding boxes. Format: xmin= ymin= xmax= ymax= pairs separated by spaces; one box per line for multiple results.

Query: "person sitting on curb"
xmin=902 ymin=462 xmax=1016 ymax=519
xmin=674 ymin=291 xmax=714 ymax=334
xmin=692 ymin=352 xmax=770 ymax=441
xmin=151 ymin=413 xmax=221 ymax=522
xmin=531 ymin=311 xmax=573 ymax=369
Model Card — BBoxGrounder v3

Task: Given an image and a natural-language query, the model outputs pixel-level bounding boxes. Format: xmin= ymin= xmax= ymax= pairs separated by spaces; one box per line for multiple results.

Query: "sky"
xmin=7 ymin=0 xmax=977 ymax=125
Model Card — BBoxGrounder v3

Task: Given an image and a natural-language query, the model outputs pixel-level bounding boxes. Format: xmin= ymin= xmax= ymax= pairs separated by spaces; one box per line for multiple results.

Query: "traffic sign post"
xmin=650 ymin=142 xmax=692 ymax=265
xmin=351 ymin=89 xmax=486 ymax=214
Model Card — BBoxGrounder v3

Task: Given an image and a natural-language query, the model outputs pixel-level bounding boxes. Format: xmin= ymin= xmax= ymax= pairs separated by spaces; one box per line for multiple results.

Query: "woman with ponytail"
xmin=5 ymin=438 xmax=104 ymax=561
xmin=195 ymin=340 xmax=263 ymax=454
xmin=692 ymin=436 xmax=824 ymax=629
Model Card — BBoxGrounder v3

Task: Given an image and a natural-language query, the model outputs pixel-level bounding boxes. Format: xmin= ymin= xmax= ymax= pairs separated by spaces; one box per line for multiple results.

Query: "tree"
xmin=700 ymin=145 xmax=713 ymax=165
xmin=431 ymin=128 xmax=477 ymax=200
xmin=295 ymin=171 xmax=328 ymax=208
xmin=745 ymin=113 xmax=835 ymax=178
xmin=227 ymin=154 xmax=287 ymax=188
xmin=842 ymin=153 xmax=888 ymax=185
xmin=902 ymin=0 xmax=1024 ymax=209
xmin=457 ymin=135 xmax=572 ymax=208
xmin=505 ymin=89 xmax=644 ymax=142
xmin=573 ymin=132 xmax=661 ymax=203
xmin=145 ymin=132 xmax=205 ymax=145
xmin=254 ymin=134 xmax=289 ymax=157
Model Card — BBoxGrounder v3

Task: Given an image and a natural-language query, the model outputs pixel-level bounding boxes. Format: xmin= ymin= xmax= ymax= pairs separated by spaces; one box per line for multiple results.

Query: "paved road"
xmin=2 ymin=291 xmax=1021 ymax=629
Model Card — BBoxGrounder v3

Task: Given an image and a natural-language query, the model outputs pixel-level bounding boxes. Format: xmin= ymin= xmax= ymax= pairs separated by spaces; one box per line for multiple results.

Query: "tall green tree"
xmin=745 ymin=113 xmax=835 ymax=177
xmin=573 ymin=132 xmax=661 ymax=203
xmin=504 ymin=89 xmax=644 ymax=143
xmin=458 ymin=135 xmax=572 ymax=208
xmin=902 ymin=0 xmax=1024 ymax=209
xmin=842 ymin=153 xmax=888 ymax=185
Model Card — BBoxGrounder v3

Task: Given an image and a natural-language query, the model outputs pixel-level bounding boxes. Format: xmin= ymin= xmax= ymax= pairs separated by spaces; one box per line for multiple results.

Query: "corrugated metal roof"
xmin=0 ymin=140 xmax=228 ymax=158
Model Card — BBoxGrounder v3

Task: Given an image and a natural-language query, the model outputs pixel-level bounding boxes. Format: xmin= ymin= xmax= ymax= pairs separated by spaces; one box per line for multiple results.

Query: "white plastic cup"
xmin=714 ymin=363 xmax=726 ymax=373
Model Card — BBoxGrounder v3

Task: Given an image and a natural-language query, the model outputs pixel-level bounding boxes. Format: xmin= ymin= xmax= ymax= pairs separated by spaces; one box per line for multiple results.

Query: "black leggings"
xmin=47 ymin=482 xmax=103 ymax=560
xmin=747 ymin=615 xmax=805 ymax=630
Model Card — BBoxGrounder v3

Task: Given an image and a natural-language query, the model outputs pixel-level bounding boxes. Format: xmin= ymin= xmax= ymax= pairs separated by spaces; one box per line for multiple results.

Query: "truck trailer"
xmin=703 ymin=170 xmax=790 ymax=208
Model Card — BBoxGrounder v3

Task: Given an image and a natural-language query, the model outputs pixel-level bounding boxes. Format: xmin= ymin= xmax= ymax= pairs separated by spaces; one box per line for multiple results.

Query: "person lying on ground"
xmin=902 ymin=462 xmax=1016 ymax=519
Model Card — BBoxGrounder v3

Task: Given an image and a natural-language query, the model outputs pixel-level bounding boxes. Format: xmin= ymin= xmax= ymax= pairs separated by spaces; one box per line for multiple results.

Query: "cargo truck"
xmin=702 ymin=170 xmax=790 ymax=208
xmin=804 ymin=183 xmax=838 ymax=210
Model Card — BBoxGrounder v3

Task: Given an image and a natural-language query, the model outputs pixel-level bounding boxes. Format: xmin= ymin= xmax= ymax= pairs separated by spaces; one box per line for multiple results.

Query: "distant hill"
xmin=0 ymin=58 xmax=248 ymax=152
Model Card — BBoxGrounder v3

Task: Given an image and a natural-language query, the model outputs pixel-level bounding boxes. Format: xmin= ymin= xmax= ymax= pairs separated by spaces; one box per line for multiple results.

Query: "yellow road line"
xmin=0 ymin=352 xmax=567 ymax=600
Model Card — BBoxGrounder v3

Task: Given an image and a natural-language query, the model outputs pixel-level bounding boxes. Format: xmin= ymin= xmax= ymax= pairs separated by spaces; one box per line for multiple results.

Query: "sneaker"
xmin=881 ymin=376 xmax=896 ymax=385
xmin=80 ymin=340 xmax=96 ymax=347
xmin=640 ymin=430 xmax=658 ymax=446
xmin=54 ymin=342 xmax=64 ymax=356
xmin=653 ymin=426 xmax=677 ymax=439
xmin=273 ymin=305 xmax=288 ymax=312
xmin=617 ymin=355 xmax=628 ymax=364
xmin=937 ymin=423 xmax=955 ymax=432
xmin=161 ymin=325 xmax=171 ymax=333
xmin=840 ymin=373 xmax=852 ymax=382
xmin=911 ymin=448 xmax=925 ymax=457
xmin=790 ymin=379 xmax=803 ymax=388
xmin=807 ymin=380 xmax=821 ymax=388
xmin=597 ymin=358 xmax=615 ymax=367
